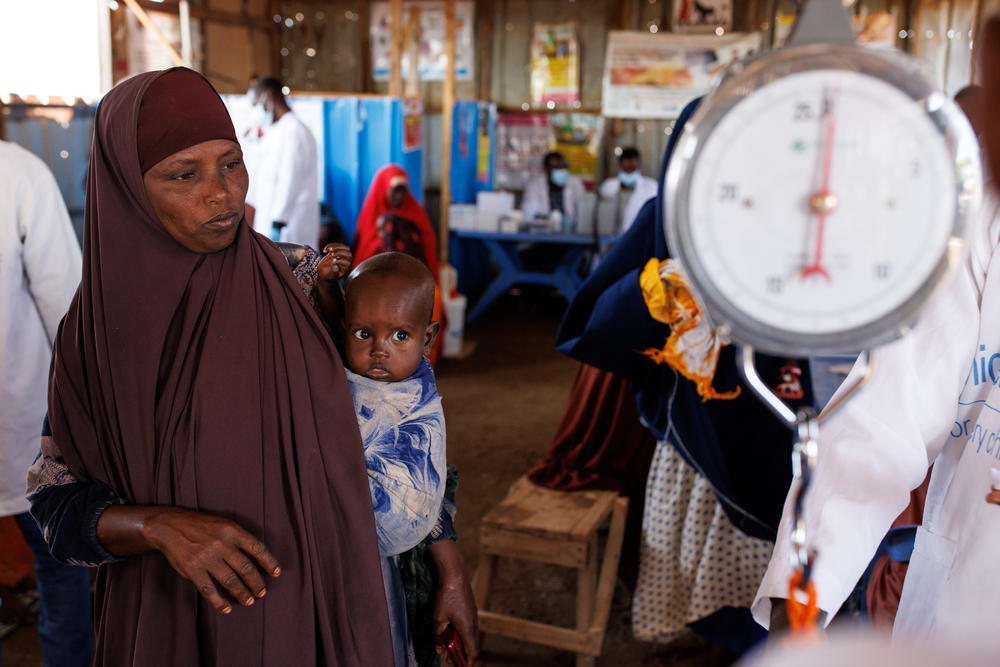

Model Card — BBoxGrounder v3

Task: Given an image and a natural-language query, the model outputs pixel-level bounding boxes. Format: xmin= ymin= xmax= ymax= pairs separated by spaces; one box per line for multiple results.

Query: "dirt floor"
xmin=1 ymin=291 xmax=731 ymax=667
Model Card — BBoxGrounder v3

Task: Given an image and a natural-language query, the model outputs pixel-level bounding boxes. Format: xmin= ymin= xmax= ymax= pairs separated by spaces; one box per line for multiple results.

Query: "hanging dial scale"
xmin=663 ymin=0 xmax=981 ymax=631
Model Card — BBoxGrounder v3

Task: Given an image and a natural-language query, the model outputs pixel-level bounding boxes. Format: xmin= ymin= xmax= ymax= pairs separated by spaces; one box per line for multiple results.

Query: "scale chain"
xmin=791 ymin=408 xmax=820 ymax=587
xmin=784 ymin=407 xmax=822 ymax=634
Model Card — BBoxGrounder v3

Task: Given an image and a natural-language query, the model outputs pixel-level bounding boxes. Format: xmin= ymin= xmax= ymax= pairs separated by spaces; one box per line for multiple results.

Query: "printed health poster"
xmin=550 ymin=113 xmax=603 ymax=180
xmin=495 ymin=113 xmax=550 ymax=191
xmin=602 ymin=31 xmax=760 ymax=119
xmin=530 ymin=23 xmax=580 ymax=108
xmin=371 ymin=1 xmax=474 ymax=81
xmin=494 ymin=112 xmax=604 ymax=189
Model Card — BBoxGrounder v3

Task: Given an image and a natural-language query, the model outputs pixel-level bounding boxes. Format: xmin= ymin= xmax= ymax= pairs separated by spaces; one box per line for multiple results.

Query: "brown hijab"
xmin=48 ymin=68 xmax=393 ymax=666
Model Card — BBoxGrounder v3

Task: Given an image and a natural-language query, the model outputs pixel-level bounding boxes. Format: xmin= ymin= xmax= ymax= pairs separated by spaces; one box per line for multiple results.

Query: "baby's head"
xmin=343 ymin=252 xmax=439 ymax=382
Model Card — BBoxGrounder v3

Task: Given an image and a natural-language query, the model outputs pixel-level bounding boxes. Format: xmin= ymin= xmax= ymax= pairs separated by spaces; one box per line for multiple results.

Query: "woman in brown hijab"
xmin=39 ymin=67 xmax=394 ymax=665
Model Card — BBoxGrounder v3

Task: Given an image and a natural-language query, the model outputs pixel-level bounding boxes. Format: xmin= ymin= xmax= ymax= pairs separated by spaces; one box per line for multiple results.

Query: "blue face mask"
xmin=618 ymin=170 xmax=639 ymax=187
xmin=550 ymin=168 xmax=569 ymax=187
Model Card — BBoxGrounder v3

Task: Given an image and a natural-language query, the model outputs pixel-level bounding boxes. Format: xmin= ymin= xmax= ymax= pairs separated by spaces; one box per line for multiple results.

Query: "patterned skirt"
xmin=632 ymin=441 xmax=774 ymax=643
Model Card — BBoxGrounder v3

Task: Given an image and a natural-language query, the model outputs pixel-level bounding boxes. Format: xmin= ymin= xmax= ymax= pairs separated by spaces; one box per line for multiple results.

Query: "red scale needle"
xmin=801 ymin=90 xmax=838 ymax=282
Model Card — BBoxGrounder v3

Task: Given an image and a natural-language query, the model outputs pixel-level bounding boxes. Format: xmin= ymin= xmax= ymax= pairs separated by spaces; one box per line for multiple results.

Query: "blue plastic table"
xmin=452 ymin=230 xmax=618 ymax=324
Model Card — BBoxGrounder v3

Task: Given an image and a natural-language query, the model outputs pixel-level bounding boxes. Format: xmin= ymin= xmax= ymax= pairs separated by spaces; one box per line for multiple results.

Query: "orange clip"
xmin=786 ymin=572 xmax=819 ymax=635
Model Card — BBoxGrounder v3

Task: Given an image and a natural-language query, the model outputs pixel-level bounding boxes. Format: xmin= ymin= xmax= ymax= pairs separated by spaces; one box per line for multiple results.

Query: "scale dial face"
xmin=667 ymin=46 xmax=980 ymax=355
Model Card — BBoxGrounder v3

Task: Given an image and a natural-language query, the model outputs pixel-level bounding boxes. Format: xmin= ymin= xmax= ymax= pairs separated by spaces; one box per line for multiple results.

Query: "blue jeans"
xmin=1 ymin=513 xmax=93 ymax=667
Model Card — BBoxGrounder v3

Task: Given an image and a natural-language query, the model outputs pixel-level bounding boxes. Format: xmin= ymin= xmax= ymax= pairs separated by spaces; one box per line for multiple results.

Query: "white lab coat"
xmin=0 ymin=141 xmax=81 ymax=516
xmin=246 ymin=111 xmax=320 ymax=246
xmin=753 ymin=188 xmax=1000 ymax=639
xmin=521 ymin=173 xmax=586 ymax=223
xmin=598 ymin=175 xmax=659 ymax=233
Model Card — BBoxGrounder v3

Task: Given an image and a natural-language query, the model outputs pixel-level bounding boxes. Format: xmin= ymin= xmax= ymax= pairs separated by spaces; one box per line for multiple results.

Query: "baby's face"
xmin=344 ymin=278 xmax=434 ymax=382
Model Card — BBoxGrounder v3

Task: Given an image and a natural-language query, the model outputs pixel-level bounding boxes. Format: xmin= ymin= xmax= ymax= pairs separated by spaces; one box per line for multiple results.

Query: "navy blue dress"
xmin=553 ymin=99 xmax=814 ymax=652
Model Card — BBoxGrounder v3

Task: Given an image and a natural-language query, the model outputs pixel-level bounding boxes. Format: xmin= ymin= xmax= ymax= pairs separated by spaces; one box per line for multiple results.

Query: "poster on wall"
xmin=370 ymin=1 xmax=474 ymax=81
xmin=530 ymin=23 xmax=580 ymax=108
xmin=550 ymin=113 xmax=604 ymax=180
xmin=854 ymin=12 xmax=897 ymax=47
xmin=774 ymin=10 xmax=898 ymax=49
xmin=672 ymin=0 xmax=732 ymax=33
xmin=773 ymin=13 xmax=796 ymax=48
xmin=494 ymin=112 xmax=604 ymax=190
xmin=403 ymin=97 xmax=422 ymax=151
xmin=477 ymin=105 xmax=492 ymax=186
xmin=495 ymin=113 xmax=550 ymax=191
xmin=602 ymin=31 xmax=760 ymax=119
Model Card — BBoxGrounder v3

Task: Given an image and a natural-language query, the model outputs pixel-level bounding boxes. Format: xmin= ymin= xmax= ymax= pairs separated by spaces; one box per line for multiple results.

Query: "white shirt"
xmin=520 ymin=173 xmax=586 ymax=223
xmin=598 ymin=174 xmax=659 ymax=233
xmin=246 ymin=111 xmax=320 ymax=246
xmin=753 ymin=188 xmax=1000 ymax=639
xmin=0 ymin=141 xmax=81 ymax=516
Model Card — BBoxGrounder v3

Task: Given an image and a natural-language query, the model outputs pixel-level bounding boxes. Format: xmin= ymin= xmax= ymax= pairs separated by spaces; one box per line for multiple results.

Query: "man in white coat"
xmin=521 ymin=151 xmax=586 ymax=225
xmin=597 ymin=147 xmax=658 ymax=233
xmin=0 ymin=140 xmax=91 ymax=664
xmin=246 ymin=77 xmax=320 ymax=246
xmin=753 ymin=25 xmax=1000 ymax=638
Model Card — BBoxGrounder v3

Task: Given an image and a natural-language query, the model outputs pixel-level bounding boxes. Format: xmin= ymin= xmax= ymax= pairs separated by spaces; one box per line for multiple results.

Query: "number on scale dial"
xmin=686 ymin=69 xmax=956 ymax=337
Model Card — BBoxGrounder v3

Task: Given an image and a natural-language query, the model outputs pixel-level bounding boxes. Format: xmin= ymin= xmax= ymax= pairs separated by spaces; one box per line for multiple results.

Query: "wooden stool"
xmin=473 ymin=476 xmax=629 ymax=667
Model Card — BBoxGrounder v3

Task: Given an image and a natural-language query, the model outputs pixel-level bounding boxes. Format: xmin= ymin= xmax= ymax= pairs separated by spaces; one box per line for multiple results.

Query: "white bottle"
xmin=549 ymin=210 xmax=562 ymax=232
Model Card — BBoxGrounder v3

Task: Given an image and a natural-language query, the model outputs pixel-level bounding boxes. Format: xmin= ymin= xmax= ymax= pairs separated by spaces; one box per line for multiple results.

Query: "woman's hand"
xmin=97 ymin=505 xmax=280 ymax=615
xmin=318 ymin=243 xmax=352 ymax=283
xmin=428 ymin=539 xmax=479 ymax=665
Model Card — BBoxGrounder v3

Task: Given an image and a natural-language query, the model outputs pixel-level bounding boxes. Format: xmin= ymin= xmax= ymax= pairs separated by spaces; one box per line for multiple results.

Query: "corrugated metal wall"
xmin=275 ymin=0 xmax=985 ymax=186
xmin=202 ymin=0 xmax=276 ymax=93
xmin=276 ymin=0 xmax=772 ymax=182
xmin=479 ymin=0 xmax=770 ymax=181
xmin=277 ymin=1 xmax=368 ymax=92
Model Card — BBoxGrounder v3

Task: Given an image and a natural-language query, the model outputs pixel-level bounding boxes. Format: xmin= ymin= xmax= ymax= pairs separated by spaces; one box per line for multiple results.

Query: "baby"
xmin=341 ymin=252 xmax=447 ymax=667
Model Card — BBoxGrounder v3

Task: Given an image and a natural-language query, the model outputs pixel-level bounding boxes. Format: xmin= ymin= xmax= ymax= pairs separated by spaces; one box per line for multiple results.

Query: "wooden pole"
xmin=607 ymin=0 xmax=631 ymax=180
xmin=477 ymin=0 xmax=493 ymax=101
xmin=405 ymin=6 xmax=421 ymax=97
xmin=122 ymin=0 xmax=186 ymax=67
xmin=389 ymin=0 xmax=404 ymax=97
xmin=620 ymin=0 xmax=632 ymax=31
xmin=440 ymin=0 xmax=456 ymax=267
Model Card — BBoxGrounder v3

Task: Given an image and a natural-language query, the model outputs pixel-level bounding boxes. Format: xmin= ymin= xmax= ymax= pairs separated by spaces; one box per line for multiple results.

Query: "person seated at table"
xmin=598 ymin=147 xmax=658 ymax=233
xmin=521 ymin=151 xmax=586 ymax=225
xmin=352 ymin=164 xmax=444 ymax=364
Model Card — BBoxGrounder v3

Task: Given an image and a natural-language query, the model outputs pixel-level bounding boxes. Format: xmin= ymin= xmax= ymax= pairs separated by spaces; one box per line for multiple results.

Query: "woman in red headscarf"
xmin=353 ymin=165 xmax=440 ymax=278
xmin=353 ymin=164 xmax=445 ymax=363
xmin=32 ymin=68 xmax=394 ymax=666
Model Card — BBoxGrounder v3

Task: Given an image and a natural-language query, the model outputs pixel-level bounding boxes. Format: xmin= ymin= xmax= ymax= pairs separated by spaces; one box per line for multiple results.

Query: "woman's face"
xmin=387 ymin=183 xmax=408 ymax=210
xmin=143 ymin=139 xmax=248 ymax=254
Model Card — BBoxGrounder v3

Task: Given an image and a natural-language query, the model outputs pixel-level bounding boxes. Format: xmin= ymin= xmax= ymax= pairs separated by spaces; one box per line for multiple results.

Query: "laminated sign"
xmin=370 ymin=1 xmax=475 ymax=80
xmin=530 ymin=23 xmax=579 ymax=108
xmin=602 ymin=30 xmax=760 ymax=119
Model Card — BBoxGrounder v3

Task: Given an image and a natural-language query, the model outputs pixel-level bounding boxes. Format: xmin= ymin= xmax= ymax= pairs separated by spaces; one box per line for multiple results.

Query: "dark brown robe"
xmin=48 ymin=67 xmax=393 ymax=666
